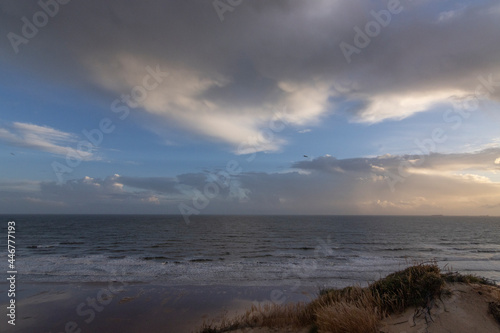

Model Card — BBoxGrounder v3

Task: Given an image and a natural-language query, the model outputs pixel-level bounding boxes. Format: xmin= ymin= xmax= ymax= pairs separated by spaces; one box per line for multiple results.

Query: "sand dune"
xmin=229 ymin=283 xmax=500 ymax=333
xmin=381 ymin=283 xmax=500 ymax=333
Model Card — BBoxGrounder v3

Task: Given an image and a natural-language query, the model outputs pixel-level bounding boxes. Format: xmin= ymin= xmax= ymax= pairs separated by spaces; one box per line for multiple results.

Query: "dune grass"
xmin=199 ymin=263 xmax=495 ymax=333
xmin=311 ymin=287 xmax=380 ymax=333
xmin=368 ymin=263 xmax=444 ymax=313
xmin=442 ymin=271 xmax=497 ymax=286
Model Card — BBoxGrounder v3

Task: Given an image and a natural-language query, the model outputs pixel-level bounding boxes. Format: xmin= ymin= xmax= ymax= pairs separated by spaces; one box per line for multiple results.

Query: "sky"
xmin=1 ymin=0 xmax=500 ymax=216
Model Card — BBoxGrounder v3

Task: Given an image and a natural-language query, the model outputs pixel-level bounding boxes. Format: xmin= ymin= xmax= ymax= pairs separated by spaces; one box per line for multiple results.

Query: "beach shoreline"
xmin=1 ymin=268 xmax=499 ymax=333
xmin=0 ymin=282 xmax=316 ymax=333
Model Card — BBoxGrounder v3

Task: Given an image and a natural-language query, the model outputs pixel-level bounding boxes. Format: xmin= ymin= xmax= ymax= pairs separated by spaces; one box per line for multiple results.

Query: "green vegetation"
xmin=199 ymin=263 xmax=497 ymax=333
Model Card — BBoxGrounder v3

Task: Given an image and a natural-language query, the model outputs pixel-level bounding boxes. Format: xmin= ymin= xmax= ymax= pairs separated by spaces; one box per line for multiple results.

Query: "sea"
xmin=2 ymin=215 xmax=499 ymax=288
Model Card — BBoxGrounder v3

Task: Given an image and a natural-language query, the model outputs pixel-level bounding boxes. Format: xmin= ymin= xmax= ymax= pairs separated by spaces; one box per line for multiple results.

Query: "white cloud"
xmin=455 ymin=173 xmax=492 ymax=183
xmin=87 ymin=55 xmax=328 ymax=154
xmin=352 ymin=89 xmax=465 ymax=123
xmin=0 ymin=122 xmax=96 ymax=160
xmin=374 ymin=197 xmax=429 ymax=209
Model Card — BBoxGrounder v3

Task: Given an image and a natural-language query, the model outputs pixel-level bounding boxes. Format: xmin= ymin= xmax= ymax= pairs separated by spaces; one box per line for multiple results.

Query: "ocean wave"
xmin=12 ymin=215 xmax=500 ymax=287
xmin=143 ymin=256 xmax=171 ymax=261
xmin=26 ymin=244 xmax=57 ymax=249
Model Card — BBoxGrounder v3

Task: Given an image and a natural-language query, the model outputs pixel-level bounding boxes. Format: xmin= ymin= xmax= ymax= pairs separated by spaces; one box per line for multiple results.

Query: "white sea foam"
xmin=7 ymin=215 xmax=500 ymax=286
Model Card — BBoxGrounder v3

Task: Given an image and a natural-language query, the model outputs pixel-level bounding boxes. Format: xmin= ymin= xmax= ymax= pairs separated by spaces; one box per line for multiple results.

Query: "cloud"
xmin=293 ymin=148 xmax=500 ymax=175
xmin=293 ymin=155 xmax=375 ymax=174
xmin=33 ymin=174 xmax=179 ymax=213
xmin=438 ymin=6 xmax=465 ymax=23
xmin=0 ymin=121 xmax=96 ymax=160
xmin=0 ymin=179 xmax=40 ymax=192
xmin=1 ymin=0 xmax=499 ymax=152
xmin=116 ymin=175 xmax=180 ymax=194
xmin=2 ymin=148 xmax=500 ymax=215
xmin=350 ymin=89 xmax=463 ymax=123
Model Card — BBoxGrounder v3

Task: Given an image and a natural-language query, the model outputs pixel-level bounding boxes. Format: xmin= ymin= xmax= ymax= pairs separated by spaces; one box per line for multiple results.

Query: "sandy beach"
xmin=380 ymin=282 xmax=500 ymax=333
xmin=0 ymin=282 xmax=315 ymax=333
xmin=1 ymin=278 xmax=499 ymax=333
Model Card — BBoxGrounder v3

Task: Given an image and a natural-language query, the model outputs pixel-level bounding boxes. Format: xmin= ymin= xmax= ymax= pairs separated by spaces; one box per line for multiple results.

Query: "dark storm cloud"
xmin=1 ymin=0 xmax=499 ymax=151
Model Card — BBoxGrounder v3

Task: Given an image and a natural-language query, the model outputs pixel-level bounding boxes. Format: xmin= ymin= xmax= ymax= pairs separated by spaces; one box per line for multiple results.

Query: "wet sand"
xmin=2 ymin=281 xmax=499 ymax=333
xmin=0 ymin=282 xmax=316 ymax=333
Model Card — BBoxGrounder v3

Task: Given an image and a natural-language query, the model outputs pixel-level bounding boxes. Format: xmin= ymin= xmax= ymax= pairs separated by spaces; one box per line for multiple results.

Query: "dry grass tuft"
xmin=315 ymin=302 xmax=379 ymax=333
xmin=369 ymin=263 xmax=444 ymax=313
xmin=442 ymin=272 xmax=497 ymax=286
xmin=200 ymin=302 xmax=310 ymax=332
xmin=198 ymin=263 xmax=452 ymax=333
xmin=314 ymin=288 xmax=380 ymax=333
